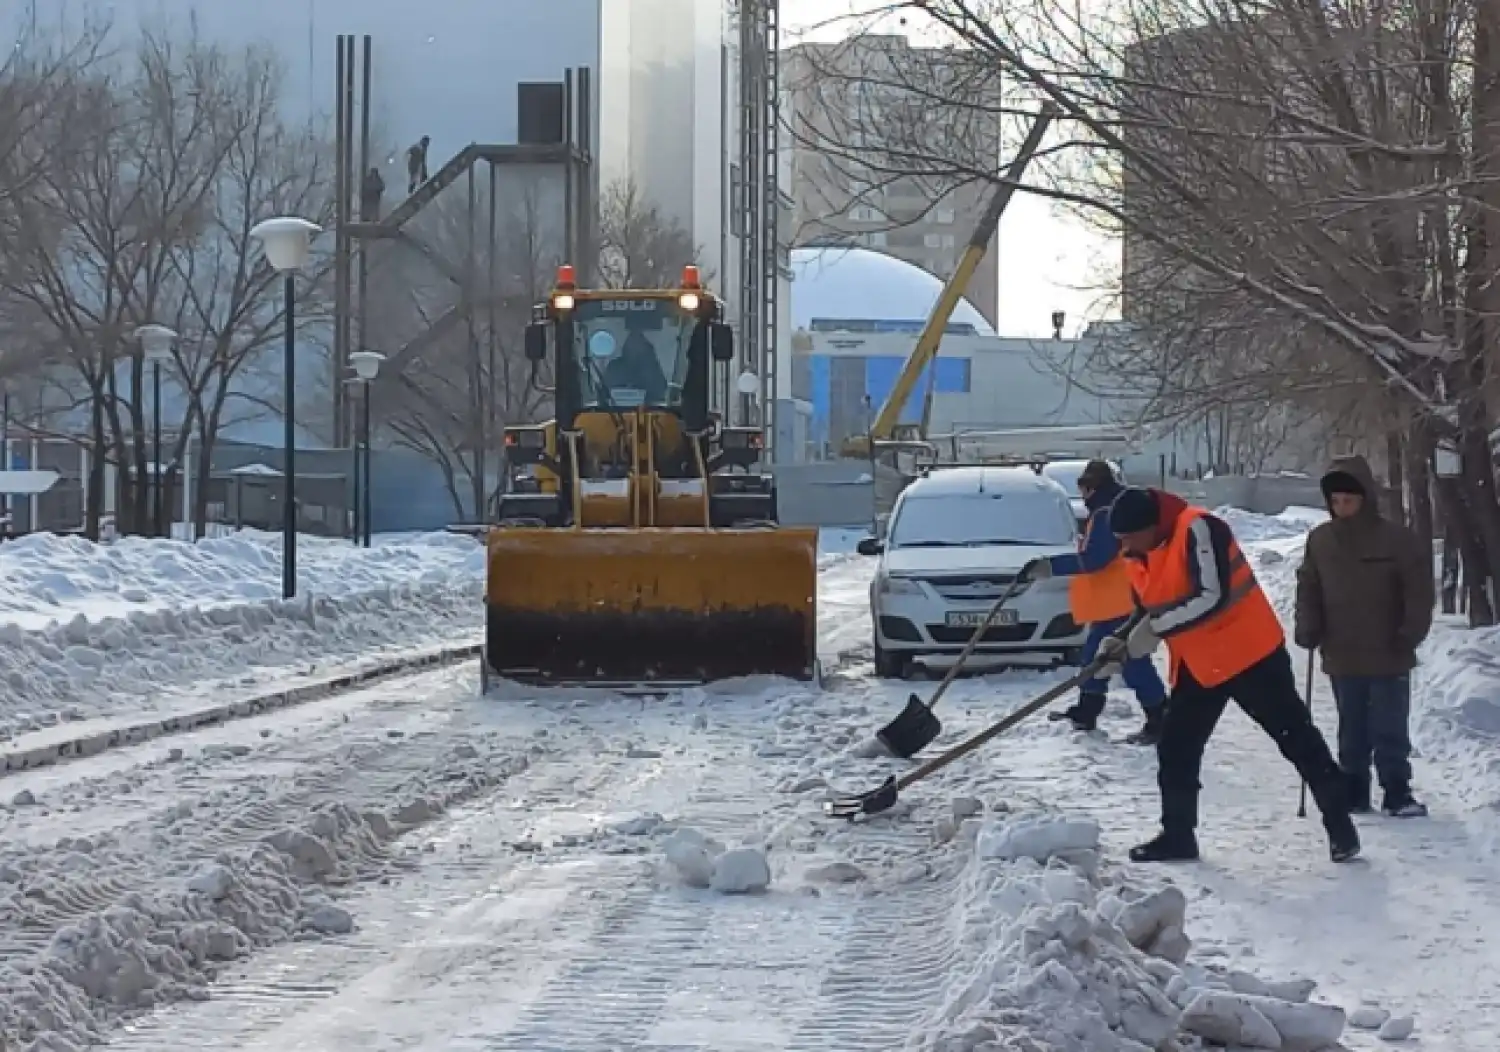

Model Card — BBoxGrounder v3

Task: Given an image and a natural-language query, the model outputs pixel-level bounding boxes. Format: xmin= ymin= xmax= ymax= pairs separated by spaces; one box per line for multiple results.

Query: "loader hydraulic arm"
xmin=841 ymin=103 xmax=1060 ymax=459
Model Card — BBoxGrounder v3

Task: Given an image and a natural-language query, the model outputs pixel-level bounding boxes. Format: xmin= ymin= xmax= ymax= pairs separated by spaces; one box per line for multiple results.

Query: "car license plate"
xmin=946 ymin=609 xmax=1018 ymax=628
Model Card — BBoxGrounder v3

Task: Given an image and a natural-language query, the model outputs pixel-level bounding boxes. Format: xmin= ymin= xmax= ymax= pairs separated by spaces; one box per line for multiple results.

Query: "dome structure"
xmin=789 ymin=245 xmax=996 ymax=336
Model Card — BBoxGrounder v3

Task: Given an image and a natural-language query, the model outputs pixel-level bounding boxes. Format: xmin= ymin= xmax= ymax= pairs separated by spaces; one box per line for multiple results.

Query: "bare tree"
xmin=797 ymin=1 xmax=1500 ymax=620
xmin=0 ymin=25 xmax=333 ymax=538
xmin=0 ymin=24 xmax=109 ymax=381
xmin=596 ymin=177 xmax=703 ymax=288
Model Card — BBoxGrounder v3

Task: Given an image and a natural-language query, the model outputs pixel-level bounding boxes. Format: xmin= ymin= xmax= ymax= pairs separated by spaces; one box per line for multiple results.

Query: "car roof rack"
xmin=914 ymin=457 xmax=1047 ymax=477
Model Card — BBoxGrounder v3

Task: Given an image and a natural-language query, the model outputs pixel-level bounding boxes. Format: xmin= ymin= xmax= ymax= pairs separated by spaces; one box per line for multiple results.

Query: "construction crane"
xmin=841 ymin=103 xmax=1061 ymax=459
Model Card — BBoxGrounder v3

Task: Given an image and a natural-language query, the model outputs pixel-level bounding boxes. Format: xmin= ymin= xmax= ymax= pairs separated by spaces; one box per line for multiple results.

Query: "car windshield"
xmin=889 ymin=493 xmax=1076 ymax=548
xmin=570 ymin=297 xmax=696 ymax=409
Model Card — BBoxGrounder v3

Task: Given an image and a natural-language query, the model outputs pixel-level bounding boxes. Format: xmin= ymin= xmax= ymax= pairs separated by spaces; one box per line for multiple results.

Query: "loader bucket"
xmin=484 ymin=526 xmax=819 ymax=688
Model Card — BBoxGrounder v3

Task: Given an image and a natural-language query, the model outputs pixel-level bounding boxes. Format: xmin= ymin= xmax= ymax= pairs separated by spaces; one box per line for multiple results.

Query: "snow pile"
xmin=1214 ymin=504 xmax=1325 ymax=543
xmin=1410 ymin=623 xmax=1500 ymax=847
xmin=0 ymin=530 xmax=483 ymax=631
xmin=662 ymin=826 xmax=771 ymax=894
xmin=917 ymin=812 xmax=1347 ymax=1052
xmin=0 ymin=530 xmax=486 ymax=727
xmin=0 ymin=743 xmax=530 ymax=1050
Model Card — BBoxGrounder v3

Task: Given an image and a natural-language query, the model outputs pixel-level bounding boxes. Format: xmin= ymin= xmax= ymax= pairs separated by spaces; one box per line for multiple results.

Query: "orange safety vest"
xmin=1068 ymin=510 xmax=1136 ymax=623
xmin=1127 ymin=506 xmax=1283 ymax=688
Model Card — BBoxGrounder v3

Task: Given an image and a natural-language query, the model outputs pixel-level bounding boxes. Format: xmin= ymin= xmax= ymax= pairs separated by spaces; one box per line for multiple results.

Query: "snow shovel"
xmin=827 ymin=651 xmax=1116 ymax=819
xmin=874 ymin=573 xmax=1030 ymax=760
xmin=828 ymin=613 xmax=1144 ymax=819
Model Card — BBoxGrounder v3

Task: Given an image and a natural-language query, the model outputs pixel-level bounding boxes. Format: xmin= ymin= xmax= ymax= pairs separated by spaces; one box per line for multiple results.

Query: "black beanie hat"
xmin=1077 ymin=459 xmax=1116 ymax=490
xmin=1109 ymin=487 xmax=1159 ymax=534
xmin=1321 ymin=471 xmax=1366 ymax=498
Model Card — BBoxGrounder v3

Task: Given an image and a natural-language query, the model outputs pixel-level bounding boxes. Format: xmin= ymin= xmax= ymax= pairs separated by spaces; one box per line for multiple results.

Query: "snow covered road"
xmin=4 ymin=517 xmax=1498 ymax=1050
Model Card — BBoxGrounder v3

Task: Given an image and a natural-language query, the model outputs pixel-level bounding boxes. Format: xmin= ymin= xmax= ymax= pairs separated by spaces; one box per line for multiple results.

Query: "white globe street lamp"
xmin=249 ymin=216 xmax=320 ymax=272
xmin=134 ymin=324 xmax=178 ymax=536
xmin=250 ymin=215 xmax=322 ymax=599
xmin=348 ymin=351 xmax=385 ymax=547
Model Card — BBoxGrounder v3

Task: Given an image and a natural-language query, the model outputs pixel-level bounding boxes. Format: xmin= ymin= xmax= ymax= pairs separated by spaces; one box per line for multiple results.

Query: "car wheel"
xmin=873 ymin=640 xmax=911 ymax=680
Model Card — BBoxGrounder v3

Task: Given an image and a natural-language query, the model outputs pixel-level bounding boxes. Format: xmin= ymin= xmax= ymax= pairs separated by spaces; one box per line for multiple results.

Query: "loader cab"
xmin=524 ymin=265 xmax=735 ymax=433
xmin=504 ymin=264 xmax=773 ymax=529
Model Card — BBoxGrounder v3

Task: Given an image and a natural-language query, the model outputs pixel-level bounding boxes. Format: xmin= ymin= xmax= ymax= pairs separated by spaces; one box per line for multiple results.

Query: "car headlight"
xmin=876 ymin=575 xmax=924 ymax=596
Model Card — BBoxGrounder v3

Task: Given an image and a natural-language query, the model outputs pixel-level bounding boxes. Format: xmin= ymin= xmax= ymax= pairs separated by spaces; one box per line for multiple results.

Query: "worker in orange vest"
xmin=1098 ymin=486 xmax=1361 ymax=865
xmin=1027 ymin=460 xmax=1167 ymax=744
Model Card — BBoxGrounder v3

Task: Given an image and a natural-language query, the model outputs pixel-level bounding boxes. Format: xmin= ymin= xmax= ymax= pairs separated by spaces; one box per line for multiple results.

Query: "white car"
xmin=859 ymin=466 xmax=1086 ymax=678
xmin=1039 ymin=458 xmax=1125 ymax=527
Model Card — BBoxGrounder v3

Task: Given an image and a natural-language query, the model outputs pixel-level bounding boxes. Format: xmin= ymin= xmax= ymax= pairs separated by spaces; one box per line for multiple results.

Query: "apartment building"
xmin=783 ymin=35 xmax=1004 ymax=328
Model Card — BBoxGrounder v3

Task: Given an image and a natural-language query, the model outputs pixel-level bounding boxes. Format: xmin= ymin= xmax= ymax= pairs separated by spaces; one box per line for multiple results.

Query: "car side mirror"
xmin=524 ymin=322 xmax=547 ymax=362
xmin=856 ymin=537 xmax=883 ymax=556
xmin=709 ymin=321 xmax=734 ymax=362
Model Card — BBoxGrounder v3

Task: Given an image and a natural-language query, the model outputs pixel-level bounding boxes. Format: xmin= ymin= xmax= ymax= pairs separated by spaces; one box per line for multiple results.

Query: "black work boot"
xmin=1129 ymin=829 xmax=1200 ymax=862
xmin=1312 ymin=776 xmax=1361 ymax=861
xmin=1325 ymin=811 xmax=1362 ymax=862
xmin=1381 ymin=786 xmax=1429 ymax=818
xmin=1047 ymin=691 xmax=1105 ymax=732
xmin=1124 ymin=705 xmax=1165 ymax=746
xmin=1131 ymin=789 xmax=1200 ymax=862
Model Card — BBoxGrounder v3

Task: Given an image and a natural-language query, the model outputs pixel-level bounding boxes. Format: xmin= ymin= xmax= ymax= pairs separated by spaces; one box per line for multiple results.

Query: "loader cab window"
xmin=569 ymin=298 xmax=695 ymax=410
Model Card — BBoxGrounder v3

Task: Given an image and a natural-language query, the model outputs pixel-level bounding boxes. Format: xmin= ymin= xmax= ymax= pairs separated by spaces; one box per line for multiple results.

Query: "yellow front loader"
xmin=483 ymin=264 xmax=819 ymax=691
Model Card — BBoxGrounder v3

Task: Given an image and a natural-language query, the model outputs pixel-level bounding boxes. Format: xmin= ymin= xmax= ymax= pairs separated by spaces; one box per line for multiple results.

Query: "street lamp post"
xmin=135 ymin=324 xmax=177 ymax=537
xmin=349 ymin=350 xmax=384 ymax=548
xmin=249 ymin=216 xmax=321 ymax=599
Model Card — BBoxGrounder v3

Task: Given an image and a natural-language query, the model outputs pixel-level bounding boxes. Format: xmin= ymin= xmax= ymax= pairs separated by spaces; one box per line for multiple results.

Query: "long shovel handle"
xmin=893 ymin=611 xmax=1146 ymax=793
xmin=923 ymin=574 xmax=1029 ymax=715
xmin=1297 ymin=654 xmax=1314 ymax=817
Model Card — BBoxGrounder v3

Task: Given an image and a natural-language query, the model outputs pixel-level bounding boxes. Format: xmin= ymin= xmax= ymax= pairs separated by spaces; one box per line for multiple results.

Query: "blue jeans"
xmin=1329 ymin=674 xmax=1413 ymax=795
xmin=1080 ymin=616 xmax=1166 ymax=710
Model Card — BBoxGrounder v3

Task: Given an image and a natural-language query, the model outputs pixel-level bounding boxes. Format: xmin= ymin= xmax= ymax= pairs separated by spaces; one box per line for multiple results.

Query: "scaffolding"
xmin=329 ymin=33 xmax=593 ymax=497
xmin=737 ymin=0 xmax=781 ymax=451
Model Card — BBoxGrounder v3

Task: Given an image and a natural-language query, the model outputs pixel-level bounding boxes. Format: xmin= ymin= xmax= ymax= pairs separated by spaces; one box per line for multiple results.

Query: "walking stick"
xmin=1297 ymin=654 xmax=1315 ymax=818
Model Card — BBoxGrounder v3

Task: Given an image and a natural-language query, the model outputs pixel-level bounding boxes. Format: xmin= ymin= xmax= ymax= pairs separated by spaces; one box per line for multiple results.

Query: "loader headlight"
xmin=504 ymin=428 xmax=545 ymax=449
xmin=721 ymin=428 xmax=764 ymax=450
xmin=552 ymin=293 xmax=575 ymax=311
xmin=877 ymin=574 xmax=923 ymax=596
xmin=679 ymin=292 xmax=700 ymax=312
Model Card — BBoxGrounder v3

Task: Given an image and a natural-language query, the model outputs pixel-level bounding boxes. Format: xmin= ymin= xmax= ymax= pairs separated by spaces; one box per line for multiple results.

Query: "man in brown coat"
xmin=1294 ymin=454 xmax=1435 ymax=817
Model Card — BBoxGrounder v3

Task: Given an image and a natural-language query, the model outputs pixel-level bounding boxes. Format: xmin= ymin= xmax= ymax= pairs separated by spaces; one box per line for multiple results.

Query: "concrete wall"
xmin=772 ymin=461 xmax=904 ymax=528
xmin=793 ymin=329 xmax=1206 ymax=477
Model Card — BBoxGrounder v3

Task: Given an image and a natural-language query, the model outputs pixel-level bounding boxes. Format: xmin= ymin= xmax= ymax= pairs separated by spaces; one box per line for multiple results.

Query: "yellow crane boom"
xmin=842 ymin=103 xmax=1061 ymax=459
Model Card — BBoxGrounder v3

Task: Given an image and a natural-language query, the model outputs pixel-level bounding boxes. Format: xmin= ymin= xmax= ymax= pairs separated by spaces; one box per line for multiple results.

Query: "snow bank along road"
xmin=0 ymin=530 xmax=485 ymax=739
xmin=2 ymin=521 xmax=1496 ymax=1050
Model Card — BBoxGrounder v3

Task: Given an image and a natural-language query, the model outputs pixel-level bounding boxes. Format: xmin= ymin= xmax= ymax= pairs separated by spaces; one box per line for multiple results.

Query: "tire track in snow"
xmin=778 ymin=868 xmax=970 ymax=1051
xmin=483 ymin=888 xmax=728 ymax=1052
xmin=0 ymin=667 xmax=508 ymax=972
xmin=96 ymin=679 xmax=987 ymax=1050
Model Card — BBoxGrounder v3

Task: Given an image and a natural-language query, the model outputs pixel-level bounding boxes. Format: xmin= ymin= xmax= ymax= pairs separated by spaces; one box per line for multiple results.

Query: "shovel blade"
xmin=823 ymin=776 xmax=900 ymax=819
xmin=875 ymin=694 xmax=943 ymax=759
